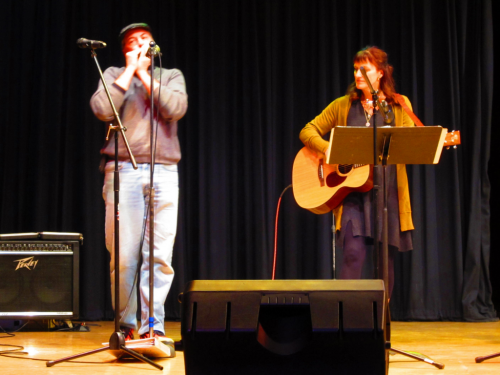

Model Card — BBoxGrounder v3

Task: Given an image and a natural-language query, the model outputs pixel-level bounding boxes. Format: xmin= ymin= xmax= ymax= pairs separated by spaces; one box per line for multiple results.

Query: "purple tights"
xmin=339 ymin=221 xmax=395 ymax=297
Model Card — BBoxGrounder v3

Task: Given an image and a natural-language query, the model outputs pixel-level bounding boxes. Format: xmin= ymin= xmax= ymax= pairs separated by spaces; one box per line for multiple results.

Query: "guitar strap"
xmin=393 ymin=93 xmax=424 ymax=127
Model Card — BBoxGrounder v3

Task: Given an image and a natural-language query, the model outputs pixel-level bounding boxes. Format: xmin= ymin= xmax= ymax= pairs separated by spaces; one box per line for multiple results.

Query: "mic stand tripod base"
xmin=46 ymin=332 xmax=165 ymax=370
xmin=105 ymin=336 xmax=176 ymax=359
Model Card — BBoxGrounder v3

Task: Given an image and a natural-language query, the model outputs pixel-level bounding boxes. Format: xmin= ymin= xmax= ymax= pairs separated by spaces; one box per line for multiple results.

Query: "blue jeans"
xmin=103 ymin=161 xmax=179 ymax=335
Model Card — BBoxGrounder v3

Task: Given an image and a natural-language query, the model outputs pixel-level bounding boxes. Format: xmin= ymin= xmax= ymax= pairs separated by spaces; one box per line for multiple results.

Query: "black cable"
xmin=0 ymin=324 xmax=30 ymax=357
xmin=0 ymin=321 xmax=30 ymax=334
xmin=0 ymin=323 xmax=114 ymax=363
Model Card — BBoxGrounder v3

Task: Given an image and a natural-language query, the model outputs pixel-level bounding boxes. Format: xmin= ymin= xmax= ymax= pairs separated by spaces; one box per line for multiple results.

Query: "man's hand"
xmin=135 ymin=44 xmax=161 ymax=95
xmin=124 ymin=48 xmax=141 ymax=71
xmin=136 ymin=44 xmax=151 ymax=73
xmin=114 ymin=48 xmax=142 ymax=91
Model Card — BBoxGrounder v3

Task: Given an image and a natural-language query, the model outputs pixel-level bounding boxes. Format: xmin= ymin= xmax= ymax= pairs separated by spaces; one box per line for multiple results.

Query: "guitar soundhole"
xmin=338 ymin=164 xmax=353 ymax=174
xmin=326 ymin=172 xmax=346 ymax=187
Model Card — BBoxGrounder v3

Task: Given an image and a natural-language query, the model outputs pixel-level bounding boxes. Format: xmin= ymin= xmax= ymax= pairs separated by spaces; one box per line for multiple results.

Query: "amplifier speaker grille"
xmin=0 ymin=240 xmax=79 ymax=319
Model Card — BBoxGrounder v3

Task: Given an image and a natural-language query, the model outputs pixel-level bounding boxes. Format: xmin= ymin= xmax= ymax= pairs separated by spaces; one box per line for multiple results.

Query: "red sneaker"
xmin=140 ymin=330 xmax=165 ymax=339
xmin=120 ymin=326 xmax=135 ymax=341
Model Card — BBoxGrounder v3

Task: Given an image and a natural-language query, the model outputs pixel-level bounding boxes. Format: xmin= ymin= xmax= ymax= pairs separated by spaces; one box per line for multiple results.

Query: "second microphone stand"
xmin=147 ymin=41 xmax=160 ymax=339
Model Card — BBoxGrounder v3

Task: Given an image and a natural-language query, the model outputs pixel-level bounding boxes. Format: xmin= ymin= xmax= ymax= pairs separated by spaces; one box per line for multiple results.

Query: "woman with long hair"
xmin=299 ymin=46 xmax=415 ymax=296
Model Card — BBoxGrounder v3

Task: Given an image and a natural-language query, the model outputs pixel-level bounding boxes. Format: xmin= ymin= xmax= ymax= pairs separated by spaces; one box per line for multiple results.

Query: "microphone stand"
xmin=128 ymin=40 xmax=174 ymax=357
xmin=147 ymin=41 xmax=161 ymax=339
xmin=359 ymin=67 xmax=443 ymax=370
xmin=47 ymin=47 xmax=163 ymax=371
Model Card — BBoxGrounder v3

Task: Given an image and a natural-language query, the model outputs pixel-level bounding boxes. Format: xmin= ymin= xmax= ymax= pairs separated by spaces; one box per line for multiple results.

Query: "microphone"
xmin=359 ymin=67 xmax=394 ymax=124
xmin=146 ymin=42 xmax=161 ymax=58
xmin=77 ymin=38 xmax=107 ymax=49
xmin=380 ymin=100 xmax=395 ymax=124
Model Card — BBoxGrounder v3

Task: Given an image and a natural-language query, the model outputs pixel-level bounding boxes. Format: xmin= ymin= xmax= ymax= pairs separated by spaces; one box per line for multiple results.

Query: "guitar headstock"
xmin=444 ymin=130 xmax=461 ymax=149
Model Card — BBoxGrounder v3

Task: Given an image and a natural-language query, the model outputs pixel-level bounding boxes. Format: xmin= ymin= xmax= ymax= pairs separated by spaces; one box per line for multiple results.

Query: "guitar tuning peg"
xmin=453 ymin=145 xmax=457 ymax=149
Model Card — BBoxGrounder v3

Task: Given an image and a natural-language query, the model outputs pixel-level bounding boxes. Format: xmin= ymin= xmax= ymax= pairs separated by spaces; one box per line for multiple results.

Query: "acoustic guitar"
xmin=292 ymin=130 xmax=460 ymax=214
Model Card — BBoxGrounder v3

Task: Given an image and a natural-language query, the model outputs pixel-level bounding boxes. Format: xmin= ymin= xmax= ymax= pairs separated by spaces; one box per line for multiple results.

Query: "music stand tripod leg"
xmin=390 ymin=347 xmax=445 ymax=369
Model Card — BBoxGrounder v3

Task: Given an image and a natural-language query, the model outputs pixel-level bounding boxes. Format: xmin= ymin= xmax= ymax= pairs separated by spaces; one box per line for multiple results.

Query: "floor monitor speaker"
xmin=180 ymin=279 xmax=387 ymax=375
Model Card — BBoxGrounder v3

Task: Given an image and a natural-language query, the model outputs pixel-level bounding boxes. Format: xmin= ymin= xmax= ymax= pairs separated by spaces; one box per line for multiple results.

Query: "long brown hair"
xmin=346 ymin=46 xmax=396 ymax=103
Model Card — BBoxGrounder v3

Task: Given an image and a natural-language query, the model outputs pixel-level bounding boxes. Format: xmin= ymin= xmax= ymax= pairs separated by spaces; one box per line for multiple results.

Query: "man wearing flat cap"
xmin=90 ymin=23 xmax=187 ymax=342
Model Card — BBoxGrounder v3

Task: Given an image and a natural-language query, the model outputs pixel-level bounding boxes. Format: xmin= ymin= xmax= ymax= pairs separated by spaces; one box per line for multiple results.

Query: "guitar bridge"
xmin=318 ymin=159 xmax=325 ymax=186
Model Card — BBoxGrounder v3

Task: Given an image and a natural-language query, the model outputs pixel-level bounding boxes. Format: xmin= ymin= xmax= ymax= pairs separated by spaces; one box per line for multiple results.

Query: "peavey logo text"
xmin=14 ymin=256 xmax=39 ymax=271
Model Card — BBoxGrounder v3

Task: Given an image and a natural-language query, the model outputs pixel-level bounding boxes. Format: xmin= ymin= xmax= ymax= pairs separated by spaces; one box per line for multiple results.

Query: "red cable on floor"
xmin=272 ymin=184 xmax=292 ymax=280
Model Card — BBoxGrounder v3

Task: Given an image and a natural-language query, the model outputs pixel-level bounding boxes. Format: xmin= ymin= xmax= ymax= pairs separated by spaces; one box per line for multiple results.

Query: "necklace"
xmin=362 ymin=100 xmax=373 ymax=127
xmin=363 ymin=109 xmax=371 ymax=127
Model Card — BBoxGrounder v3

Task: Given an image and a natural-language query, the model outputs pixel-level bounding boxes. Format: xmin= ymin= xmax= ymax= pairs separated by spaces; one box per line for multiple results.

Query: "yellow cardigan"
xmin=299 ymin=94 xmax=415 ymax=232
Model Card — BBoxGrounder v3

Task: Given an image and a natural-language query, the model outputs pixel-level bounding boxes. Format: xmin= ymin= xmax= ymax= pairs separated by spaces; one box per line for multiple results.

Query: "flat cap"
xmin=118 ymin=23 xmax=152 ymax=43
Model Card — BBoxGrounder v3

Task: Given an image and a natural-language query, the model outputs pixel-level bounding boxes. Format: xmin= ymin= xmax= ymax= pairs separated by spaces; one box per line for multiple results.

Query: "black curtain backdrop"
xmin=0 ymin=0 xmax=496 ymax=322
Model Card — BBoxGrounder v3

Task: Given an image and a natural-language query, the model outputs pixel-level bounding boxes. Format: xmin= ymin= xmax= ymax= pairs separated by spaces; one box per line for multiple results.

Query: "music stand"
xmin=326 ymin=125 xmax=448 ymax=370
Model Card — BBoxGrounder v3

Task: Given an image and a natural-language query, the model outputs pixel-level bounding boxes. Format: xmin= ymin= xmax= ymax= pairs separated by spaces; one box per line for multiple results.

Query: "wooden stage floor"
xmin=1 ymin=320 xmax=500 ymax=374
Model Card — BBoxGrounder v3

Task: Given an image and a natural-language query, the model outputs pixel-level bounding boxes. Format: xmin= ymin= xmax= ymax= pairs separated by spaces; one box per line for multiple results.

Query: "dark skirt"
xmin=336 ymin=164 xmax=413 ymax=252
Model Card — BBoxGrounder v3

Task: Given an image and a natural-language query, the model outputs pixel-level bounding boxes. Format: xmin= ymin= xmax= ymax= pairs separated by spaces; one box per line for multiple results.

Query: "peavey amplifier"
xmin=0 ymin=232 xmax=82 ymax=319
